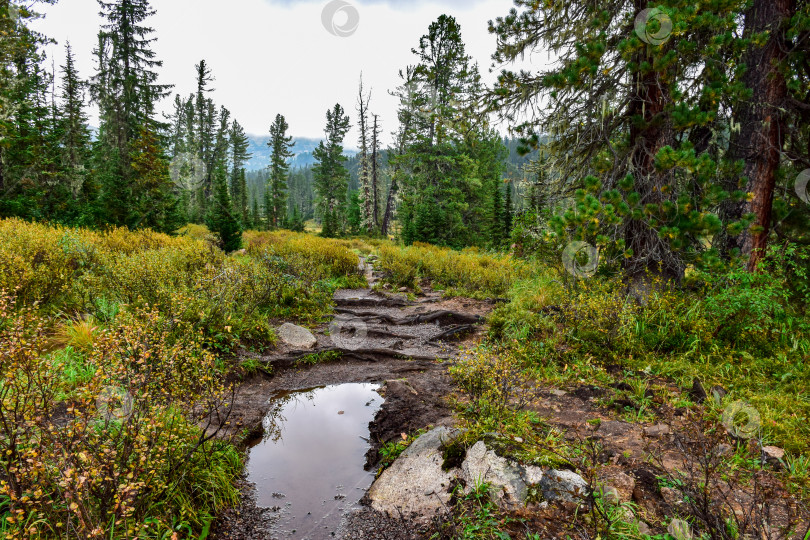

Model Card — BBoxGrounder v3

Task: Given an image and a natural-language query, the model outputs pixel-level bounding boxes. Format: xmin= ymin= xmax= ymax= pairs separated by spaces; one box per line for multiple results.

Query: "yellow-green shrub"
xmin=0 ymin=220 xmax=325 ymax=350
xmin=376 ymin=242 xmax=528 ymax=298
xmin=0 ymin=295 xmax=240 ymax=539
xmin=244 ymin=230 xmax=362 ymax=284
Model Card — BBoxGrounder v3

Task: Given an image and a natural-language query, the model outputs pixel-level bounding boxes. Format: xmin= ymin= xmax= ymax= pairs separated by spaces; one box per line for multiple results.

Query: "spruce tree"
xmin=312 ymin=104 xmax=351 ymax=238
xmin=392 ymin=14 xmax=504 ymax=248
xmin=230 ymin=119 xmax=251 ymax=220
xmin=267 ymin=114 xmax=294 ymax=228
xmin=491 ymin=181 xmax=504 ymax=248
xmin=92 ymin=0 xmax=172 ymax=228
xmin=504 ymin=181 xmax=514 ymax=242
xmin=130 ymin=126 xmax=183 ymax=232
xmin=207 ymin=164 xmax=242 ymax=252
xmin=487 ymin=0 xmax=759 ymax=280
xmin=58 ymin=43 xmax=92 ymax=203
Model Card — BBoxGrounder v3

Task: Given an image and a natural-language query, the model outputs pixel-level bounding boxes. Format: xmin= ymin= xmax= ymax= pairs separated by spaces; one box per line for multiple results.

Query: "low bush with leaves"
xmin=0 ymin=220 xmax=373 ymax=538
xmin=244 ymin=230 xmax=364 ymax=285
xmin=0 ymin=294 xmax=240 ymax=539
xmin=376 ymin=242 xmax=528 ymax=298
xmin=484 ymin=242 xmax=810 ymax=455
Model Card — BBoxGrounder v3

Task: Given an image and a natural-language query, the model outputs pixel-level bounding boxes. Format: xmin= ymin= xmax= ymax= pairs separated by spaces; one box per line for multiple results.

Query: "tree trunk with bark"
xmin=723 ymin=0 xmax=793 ymax=271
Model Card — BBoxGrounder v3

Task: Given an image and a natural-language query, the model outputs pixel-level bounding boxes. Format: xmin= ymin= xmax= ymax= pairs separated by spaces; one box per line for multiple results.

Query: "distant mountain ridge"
xmin=246 ymin=135 xmax=357 ymax=171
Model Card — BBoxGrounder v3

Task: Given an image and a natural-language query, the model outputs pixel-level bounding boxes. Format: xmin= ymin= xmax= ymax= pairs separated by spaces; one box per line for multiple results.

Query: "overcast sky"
xmin=32 ymin=0 xmax=542 ymax=146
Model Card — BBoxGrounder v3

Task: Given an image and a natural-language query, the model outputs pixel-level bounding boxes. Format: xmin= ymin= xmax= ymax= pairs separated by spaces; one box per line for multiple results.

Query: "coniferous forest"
xmin=1 ymin=0 xmax=810 ymax=539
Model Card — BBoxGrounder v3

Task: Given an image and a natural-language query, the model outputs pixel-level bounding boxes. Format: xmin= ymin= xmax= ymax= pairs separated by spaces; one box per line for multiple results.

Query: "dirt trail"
xmin=212 ymin=259 xmax=809 ymax=539
xmin=212 ymin=258 xmax=495 ymax=540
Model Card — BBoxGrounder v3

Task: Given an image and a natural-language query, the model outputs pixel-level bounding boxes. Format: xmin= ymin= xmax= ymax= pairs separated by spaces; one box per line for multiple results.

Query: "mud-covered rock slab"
xmin=368 ymin=426 xmax=461 ymax=522
xmin=276 ymin=323 xmax=317 ymax=349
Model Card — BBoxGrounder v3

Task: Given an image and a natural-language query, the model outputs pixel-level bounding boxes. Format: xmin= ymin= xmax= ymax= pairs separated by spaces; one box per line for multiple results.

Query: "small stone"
xmin=550 ymin=389 xmax=567 ymax=397
xmin=399 ymin=287 xmax=408 ymax=292
xmin=600 ymin=486 xmax=621 ymax=504
xmin=337 ymin=411 xmax=345 ymax=415
xmin=276 ymin=323 xmax=317 ymax=350
xmin=688 ymin=378 xmax=707 ymax=403
xmin=514 ymin=437 xmax=524 ymax=443
xmin=711 ymin=385 xmax=727 ymax=404
xmin=384 ymin=379 xmax=418 ymax=396
xmin=644 ymin=424 xmax=671 ymax=437
xmin=763 ymin=446 xmax=785 ymax=468
xmin=661 ymin=486 xmax=682 ymax=506
xmin=668 ymin=518 xmax=692 ymax=540
xmin=717 ymin=443 xmax=733 ymax=456
xmin=605 ymin=471 xmax=635 ymax=502
xmin=540 ymin=469 xmax=589 ymax=504
xmin=637 ymin=521 xmax=652 ymax=535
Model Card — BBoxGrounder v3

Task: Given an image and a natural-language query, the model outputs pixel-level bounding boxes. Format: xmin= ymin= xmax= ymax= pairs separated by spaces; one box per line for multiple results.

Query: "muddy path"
xmin=212 ymin=258 xmax=497 ymax=540
xmin=211 ymin=256 xmax=810 ymax=540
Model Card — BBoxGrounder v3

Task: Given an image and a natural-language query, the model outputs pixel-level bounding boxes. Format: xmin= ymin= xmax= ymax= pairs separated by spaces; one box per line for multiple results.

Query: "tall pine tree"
xmin=312 ymin=104 xmax=351 ymax=237
xmin=92 ymin=0 xmax=172 ymax=228
xmin=266 ymin=114 xmax=294 ymax=228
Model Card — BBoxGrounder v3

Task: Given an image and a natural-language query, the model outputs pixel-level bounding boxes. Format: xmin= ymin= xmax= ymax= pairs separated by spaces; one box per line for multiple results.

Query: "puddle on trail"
xmin=246 ymin=383 xmax=383 ymax=539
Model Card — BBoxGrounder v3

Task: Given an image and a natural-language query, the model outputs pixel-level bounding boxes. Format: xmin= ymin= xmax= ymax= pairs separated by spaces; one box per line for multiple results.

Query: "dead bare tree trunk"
xmin=371 ymin=114 xmax=381 ymax=231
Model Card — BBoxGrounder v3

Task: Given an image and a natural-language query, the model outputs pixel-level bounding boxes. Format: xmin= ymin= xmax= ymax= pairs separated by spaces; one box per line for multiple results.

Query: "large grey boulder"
xmin=368 ymin=427 xmax=461 ymax=523
xmin=460 ymin=441 xmax=544 ymax=509
xmin=276 ymin=323 xmax=317 ymax=350
xmin=540 ymin=469 xmax=589 ymax=503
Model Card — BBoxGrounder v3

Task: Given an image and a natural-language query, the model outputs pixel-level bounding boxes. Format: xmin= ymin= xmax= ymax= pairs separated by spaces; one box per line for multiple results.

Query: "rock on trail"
xmin=275 ymin=322 xmax=317 ymax=350
xmin=368 ymin=428 xmax=589 ymax=519
xmin=368 ymin=426 xmax=462 ymax=523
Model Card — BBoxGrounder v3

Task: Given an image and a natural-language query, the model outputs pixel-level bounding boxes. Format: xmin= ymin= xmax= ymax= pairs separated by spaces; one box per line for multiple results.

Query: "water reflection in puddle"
xmin=246 ymin=383 xmax=382 ymax=539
